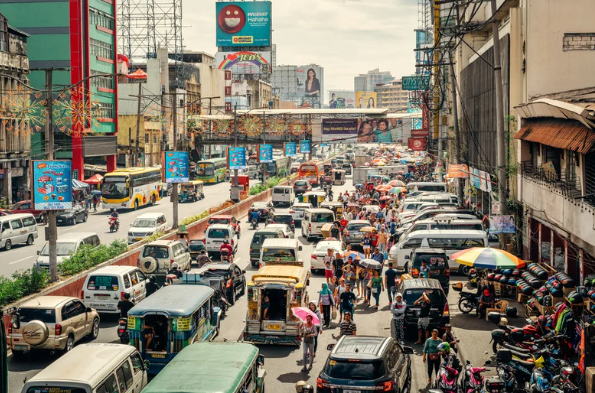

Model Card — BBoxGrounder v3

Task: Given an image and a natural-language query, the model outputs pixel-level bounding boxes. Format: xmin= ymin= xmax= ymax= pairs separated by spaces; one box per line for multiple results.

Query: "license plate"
xmin=95 ymin=295 xmax=109 ymax=300
xmin=14 ymin=345 xmax=28 ymax=351
xmin=344 ymin=390 xmax=360 ymax=393
xmin=267 ymin=324 xmax=282 ymax=330
xmin=135 ymin=238 xmax=143 ymax=241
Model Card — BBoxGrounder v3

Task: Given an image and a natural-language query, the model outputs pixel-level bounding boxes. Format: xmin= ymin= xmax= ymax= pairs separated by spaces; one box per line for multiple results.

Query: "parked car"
xmin=318 ymin=335 xmax=413 ymax=393
xmin=82 ymin=266 xmax=148 ymax=313
xmin=193 ymin=262 xmax=246 ymax=305
xmin=138 ymin=239 xmax=192 ymax=277
xmin=311 ymin=239 xmax=345 ymax=272
xmin=8 ymin=296 xmax=100 ymax=358
xmin=248 ymin=201 xmax=274 ymax=222
xmin=9 ymin=200 xmax=45 ymax=222
xmin=56 ymin=205 xmax=88 ymax=225
xmin=396 ymin=278 xmax=450 ymax=332
xmin=343 ymin=219 xmax=372 ymax=246
xmin=293 ymin=180 xmax=312 ymax=196
xmin=127 ymin=212 xmax=167 ymax=244
xmin=265 ymin=223 xmax=294 ymax=239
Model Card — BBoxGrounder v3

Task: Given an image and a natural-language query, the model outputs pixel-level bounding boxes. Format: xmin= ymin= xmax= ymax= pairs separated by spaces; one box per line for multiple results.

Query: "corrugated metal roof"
xmin=514 ymin=118 xmax=595 ymax=154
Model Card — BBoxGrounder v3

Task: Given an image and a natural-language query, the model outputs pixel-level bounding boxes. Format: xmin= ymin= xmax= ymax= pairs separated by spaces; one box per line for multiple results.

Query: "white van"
xmin=35 ymin=232 xmax=100 ymax=270
xmin=21 ymin=343 xmax=148 ymax=393
xmin=406 ymin=182 xmax=447 ymax=193
xmin=388 ymin=229 xmax=488 ymax=271
xmin=82 ymin=266 xmax=148 ymax=313
xmin=0 ymin=213 xmax=38 ymax=250
xmin=301 ymin=208 xmax=335 ymax=241
xmin=272 ymin=186 xmax=295 ymax=208
xmin=378 ymin=165 xmax=408 ymax=176
xmin=260 ymin=238 xmax=305 ymax=268
xmin=127 ymin=212 xmax=168 ymax=244
xmin=401 ymin=219 xmax=484 ymax=239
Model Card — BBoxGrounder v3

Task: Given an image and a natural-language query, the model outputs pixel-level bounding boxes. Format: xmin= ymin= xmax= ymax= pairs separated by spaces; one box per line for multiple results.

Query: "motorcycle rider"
xmin=109 ymin=208 xmax=119 ymax=229
xmin=117 ymin=292 xmax=135 ymax=318
xmin=250 ymin=209 xmax=260 ymax=228
xmin=220 ymin=237 xmax=234 ymax=263
xmin=145 ymin=276 xmax=160 ymax=297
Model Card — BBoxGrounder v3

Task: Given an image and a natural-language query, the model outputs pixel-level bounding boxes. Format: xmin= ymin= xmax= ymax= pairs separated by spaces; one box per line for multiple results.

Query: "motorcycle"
xmin=117 ymin=317 xmax=129 ymax=344
xmin=434 ymin=354 xmax=461 ymax=393
xmin=221 ymin=249 xmax=232 ymax=263
xmin=461 ymin=360 xmax=487 ymax=393
xmin=468 ymin=269 xmax=480 ymax=288
xmin=109 ymin=216 xmax=119 ymax=232
xmin=251 ymin=218 xmax=258 ymax=230
xmin=455 ymin=289 xmax=478 ymax=314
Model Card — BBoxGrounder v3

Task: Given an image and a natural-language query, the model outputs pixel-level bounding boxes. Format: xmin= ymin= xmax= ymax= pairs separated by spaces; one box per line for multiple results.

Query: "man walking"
xmin=339 ymin=283 xmax=357 ymax=320
xmin=391 ymin=293 xmax=407 ymax=344
xmin=385 ymin=262 xmax=398 ymax=304
xmin=339 ymin=312 xmax=357 ymax=336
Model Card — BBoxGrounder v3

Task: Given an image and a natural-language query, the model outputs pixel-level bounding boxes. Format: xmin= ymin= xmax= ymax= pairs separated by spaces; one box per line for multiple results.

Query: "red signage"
xmin=411 ymin=129 xmax=430 ymax=137
xmin=421 ymin=101 xmax=430 ymax=131
xmin=408 ymin=137 xmax=426 ymax=151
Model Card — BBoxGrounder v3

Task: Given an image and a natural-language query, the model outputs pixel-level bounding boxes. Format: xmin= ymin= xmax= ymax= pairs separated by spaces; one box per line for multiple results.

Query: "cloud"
xmin=182 ymin=0 xmax=418 ymax=100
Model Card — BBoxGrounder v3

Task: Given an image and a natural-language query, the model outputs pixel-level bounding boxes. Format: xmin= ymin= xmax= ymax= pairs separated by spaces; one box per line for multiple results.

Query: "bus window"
xmin=101 ymin=177 xmax=128 ymax=199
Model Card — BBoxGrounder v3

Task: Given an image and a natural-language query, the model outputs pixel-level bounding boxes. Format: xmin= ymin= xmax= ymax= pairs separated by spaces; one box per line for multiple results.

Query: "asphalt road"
xmin=0 ymin=181 xmax=246 ymax=278
xmin=6 ymin=176 xmax=496 ymax=393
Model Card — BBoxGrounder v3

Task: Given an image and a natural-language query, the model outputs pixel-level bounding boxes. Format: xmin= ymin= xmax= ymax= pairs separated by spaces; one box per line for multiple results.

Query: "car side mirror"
xmin=326 ymin=343 xmax=335 ymax=351
xmin=11 ymin=314 xmax=20 ymax=330
xmin=257 ymin=354 xmax=265 ymax=366
xmin=37 ymin=250 xmax=40 ymax=255
xmin=86 ymin=307 xmax=93 ymax=313
xmin=143 ymin=360 xmax=150 ymax=369
xmin=402 ymin=346 xmax=414 ymax=354
xmin=298 ymin=246 xmax=303 ymax=251
xmin=242 ymin=270 xmax=246 ymax=274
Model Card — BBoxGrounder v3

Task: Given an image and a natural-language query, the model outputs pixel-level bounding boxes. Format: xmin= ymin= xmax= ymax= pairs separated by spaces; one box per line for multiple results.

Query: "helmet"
xmin=123 ymin=292 xmax=131 ymax=300
xmin=500 ymin=317 xmax=509 ymax=326
xmin=538 ymin=315 xmax=547 ymax=327
xmin=223 ymin=237 xmax=229 ymax=244
xmin=302 ymin=385 xmax=314 ymax=393
xmin=437 ymin=342 xmax=450 ymax=352
xmin=295 ymin=381 xmax=306 ymax=393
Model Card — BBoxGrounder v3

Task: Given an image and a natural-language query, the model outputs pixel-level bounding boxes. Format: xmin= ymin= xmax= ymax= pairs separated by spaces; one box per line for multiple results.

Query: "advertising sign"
xmin=299 ymin=140 xmax=311 ymax=153
xmin=408 ymin=137 xmax=427 ymax=151
xmin=322 ymin=118 xmax=404 ymax=144
xmin=447 ymin=164 xmax=469 ymax=178
xmin=284 ymin=142 xmax=297 ymax=157
xmin=32 ymin=160 xmax=73 ymax=210
xmin=402 ymin=75 xmax=430 ymax=91
xmin=227 ymin=147 xmax=247 ymax=170
xmin=489 ymin=215 xmax=516 ymax=234
xmin=215 ymin=1 xmax=271 ymax=47
xmin=355 ymin=91 xmax=377 ymax=108
xmin=163 ymin=151 xmax=189 ymax=183
xmin=215 ymin=51 xmax=271 ymax=74
xmin=479 ymin=170 xmax=487 ymax=191
xmin=328 ymin=90 xmax=356 ymax=109
xmin=296 ymin=65 xmax=323 ymax=108
xmin=258 ymin=144 xmax=273 ymax=163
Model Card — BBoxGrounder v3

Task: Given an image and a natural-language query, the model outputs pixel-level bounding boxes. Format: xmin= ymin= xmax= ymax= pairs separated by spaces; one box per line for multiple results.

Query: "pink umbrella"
xmin=291 ymin=307 xmax=321 ymax=325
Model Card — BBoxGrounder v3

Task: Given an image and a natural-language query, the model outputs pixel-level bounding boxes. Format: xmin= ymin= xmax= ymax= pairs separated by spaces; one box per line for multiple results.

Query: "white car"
xmin=266 ymin=223 xmax=294 ymax=239
xmin=128 ymin=212 xmax=167 ymax=244
xmin=204 ymin=224 xmax=239 ymax=253
xmin=310 ymin=239 xmax=345 ymax=272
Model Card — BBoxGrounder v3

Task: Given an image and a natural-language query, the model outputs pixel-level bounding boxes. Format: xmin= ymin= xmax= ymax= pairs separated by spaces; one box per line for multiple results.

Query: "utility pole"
xmin=128 ymin=127 xmax=133 ymax=166
xmin=233 ymin=104 xmax=239 ymax=188
xmin=45 ymin=69 xmax=58 ymax=282
xmin=433 ymin=1 xmax=441 ymax=157
xmin=449 ymin=51 xmax=464 ymax=204
xmin=261 ymin=114 xmax=267 ymax=184
xmin=491 ymin=0 xmax=507 ymax=215
xmin=134 ymin=82 xmax=142 ymax=167
xmin=171 ymin=90 xmax=179 ymax=229
xmin=208 ymin=98 xmax=213 ymax=159
xmin=308 ymin=114 xmax=313 ymax=161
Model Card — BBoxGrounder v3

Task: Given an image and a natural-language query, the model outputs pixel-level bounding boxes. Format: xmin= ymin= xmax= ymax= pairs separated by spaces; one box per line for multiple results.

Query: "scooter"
xmin=109 ymin=217 xmax=119 ymax=232
xmin=434 ymin=354 xmax=461 ymax=393
xmin=461 ymin=360 xmax=487 ymax=393
xmin=221 ymin=249 xmax=232 ymax=263
xmin=117 ymin=318 xmax=129 ymax=344
xmin=453 ymin=285 xmax=478 ymax=314
xmin=251 ymin=218 xmax=258 ymax=230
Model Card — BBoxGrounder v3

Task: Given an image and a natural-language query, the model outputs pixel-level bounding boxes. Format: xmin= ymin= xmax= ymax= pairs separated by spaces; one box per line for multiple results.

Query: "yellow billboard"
xmin=355 ymin=91 xmax=377 ymax=108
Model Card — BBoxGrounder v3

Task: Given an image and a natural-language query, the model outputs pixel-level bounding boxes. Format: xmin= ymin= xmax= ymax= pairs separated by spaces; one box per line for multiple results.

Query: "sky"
xmin=183 ymin=0 xmax=419 ymax=99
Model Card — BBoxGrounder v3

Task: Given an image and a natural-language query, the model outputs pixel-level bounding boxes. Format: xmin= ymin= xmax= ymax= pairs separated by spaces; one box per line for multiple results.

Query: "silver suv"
xmin=343 ymin=220 xmax=372 ymax=246
xmin=9 ymin=296 xmax=100 ymax=358
xmin=138 ymin=239 xmax=191 ymax=275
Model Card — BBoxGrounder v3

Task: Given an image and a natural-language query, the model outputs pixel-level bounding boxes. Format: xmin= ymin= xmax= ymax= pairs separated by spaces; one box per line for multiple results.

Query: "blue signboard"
xmin=258 ymin=144 xmax=273 ymax=163
xmin=300 ymin=140 xmax=311 ymax=153
xmin=32 ymin=160 xmax=73 ymax=210
xmin=285 ymin=142 xmax=297 ymax=157
xmin=228 ymin=147 xmax=247 ymax=170
xmin=164 ymin=151 xmax=189 ymax=183
xmin=471 ymin=167 xmax=481 ymax=189
xmin=216 ymin=1 xmax=272 ymax=47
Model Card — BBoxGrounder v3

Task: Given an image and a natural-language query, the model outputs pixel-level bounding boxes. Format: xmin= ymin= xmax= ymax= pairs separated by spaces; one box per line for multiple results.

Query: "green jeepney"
xmin=141 ymin=342 xmax=265 ymax=393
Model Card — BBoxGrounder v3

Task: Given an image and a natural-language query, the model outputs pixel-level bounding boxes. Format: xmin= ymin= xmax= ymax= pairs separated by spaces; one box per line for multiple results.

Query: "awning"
xmin=72 ymin=179 xmax=90 ymax=190
xmin=513 ymin=118 xmax=595 ymax=154
xmin=83 ymin=174 xmax=103 ymax=185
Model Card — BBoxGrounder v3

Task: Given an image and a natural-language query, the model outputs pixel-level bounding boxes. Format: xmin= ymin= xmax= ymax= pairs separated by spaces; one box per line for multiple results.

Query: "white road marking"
xmin=9 ymin=256 xmax=33 ymax=265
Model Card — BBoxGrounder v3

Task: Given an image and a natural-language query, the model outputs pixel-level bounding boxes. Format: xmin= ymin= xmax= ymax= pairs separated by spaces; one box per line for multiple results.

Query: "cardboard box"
xmin=586 ymin=367 xmax=595 ymax=393
xmin=563 ymin=286 xmax=576 ymax=296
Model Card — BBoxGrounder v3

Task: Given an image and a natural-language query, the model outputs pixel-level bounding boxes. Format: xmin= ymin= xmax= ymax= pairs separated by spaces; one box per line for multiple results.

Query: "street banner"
xmin=227 ymin=147 xmax=247 ymax=170
xmin=486 ymin=173 xmax=492 ymax=192
xmin=489 ymin=215 xmax=516 ymax=234
xmin=284 ymin=142 xmax=297 ymax=157
xmin=322 ymin=118 xmax=401 ymax=144
xmin=215 ymin=1 xmax=271 ymax=47
xmin=163 ymin=151 xmax=189 ymax=183
xmin=470 ymin=167 xmax=481 ymax=189
xmin=479 ymin=170 xmax=487 ymax=191
xmin=32 ymin=160 xmax=73 ymax=210
xmin=257 ymin=144 xmax=273 ymax=163
xmin=408 ymin=137 xmax=426 ymax=151
xmin=447 ymin=164 xmax=469 ymax=178
xmin=299 ymin=140 xmax=311 ymax=153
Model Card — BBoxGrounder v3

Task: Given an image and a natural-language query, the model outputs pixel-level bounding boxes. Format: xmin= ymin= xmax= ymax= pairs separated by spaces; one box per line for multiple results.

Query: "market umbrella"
xmin=291 ymin=307 xmax=321 ymax=325
xmin=388 ymin=180 xmax=405 ymax=187
xmin=359 ymin=259 xmax=382 ymax=270
xmin=450 ymin=247 xmax=526 ymax=270
xmin=83 ymin=173 xmax=103 ymax=185
xmin=91 ymin=190 xmax=102 ymax=195
xmin=389 ymin=187 xmax=407 ymax=194
xmin=379 ymin=196 xmax=391 ymax=201
xmin=375 ymin=184 xmax=391 ymax=192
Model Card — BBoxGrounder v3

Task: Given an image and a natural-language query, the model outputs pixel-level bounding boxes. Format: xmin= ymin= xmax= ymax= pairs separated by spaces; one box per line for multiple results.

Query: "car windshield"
xmin=101 ymin=177 xmax=129 ymax=199
xmin=27 ymin=388 xmax=86 ymax=393
xmin=208 ymin=228 xmax=230 ymax=239
xmin=188 ymin=241 xmax=204 ymax=252
xmin=87 ymin=275 xmax=119 ymax=291
xmin=60 ymin=209 xmax=75 ymax=214
xmin=142 ymin=246 xmax=169 ymax=259
xmin=312 ymin=213 xmax=334 ymax=222
xmin=252 ymin=233 xmax=279 ymax=244
xmin=210 ymin=218 xmax=231 ymax=225
xmin=272 ymin=215 xmax=292 ymax=224
xmin=413 ymin=254 xmax=447 ymax=268
xmin=201 ymin=268 xmax=230 ymax=278
xmin=324 ymin=359 xmax=386 ymax=380
xmin=262 ymin=248 xmax=296 ymax=262
xmin=18 ymin=308 xmax=56 ymax=323
xmin=315 ymin=242 xmax=340 ymax=252
xmin=403 ymin=289 xmax=445 ymax=306
xmin=347 ymin=223 xmax=369 ymax=231
xmin=295 ymin=181 xmax=307 ymax=186
xmin=40 ymin=242 xmax=76 ymax=256
xmin=132 ymin=218 xmax=157 ymax=228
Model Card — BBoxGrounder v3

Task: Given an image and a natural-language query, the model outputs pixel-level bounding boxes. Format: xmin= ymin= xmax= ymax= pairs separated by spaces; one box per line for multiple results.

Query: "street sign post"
xmin=402 ymin=76 xmax=430 ymax=91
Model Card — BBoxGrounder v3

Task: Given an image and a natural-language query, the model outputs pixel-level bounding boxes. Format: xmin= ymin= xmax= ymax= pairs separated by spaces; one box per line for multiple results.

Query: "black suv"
xmin=396 ymin=278 xmax=450 ymax=333
xmin=317 ymin=336 xmax=413 ymax=393
xmin=408 ymin=248 xmax=450 ymax=293
xmin=194 ymin=263 xmax=246 ymax=305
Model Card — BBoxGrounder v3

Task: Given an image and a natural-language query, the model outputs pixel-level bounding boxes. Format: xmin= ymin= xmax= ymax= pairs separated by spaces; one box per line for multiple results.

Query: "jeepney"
xmin=178 ymin=180 xmax=204 ymax=202
xmin=301 ymin=191 xmax=326 ymax=208
xmin=244 ymin=265 xmax=309 ymax=346
xmin=320 ymin=201 xmax=344 ymax=218
xmin=332 ymin=169 xmax=346 ymax=185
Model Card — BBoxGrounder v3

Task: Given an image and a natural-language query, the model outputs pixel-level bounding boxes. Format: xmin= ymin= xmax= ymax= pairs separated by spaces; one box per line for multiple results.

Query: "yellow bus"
xmin=101 ymin=167 xmax=163 ymax=210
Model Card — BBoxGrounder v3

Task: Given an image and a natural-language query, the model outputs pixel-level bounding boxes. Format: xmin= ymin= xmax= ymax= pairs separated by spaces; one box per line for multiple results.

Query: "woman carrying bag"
xmin=422 ymin=329 xmax=443 ymax=384
xmin=318 ymin=283 xmax=334 ymax=328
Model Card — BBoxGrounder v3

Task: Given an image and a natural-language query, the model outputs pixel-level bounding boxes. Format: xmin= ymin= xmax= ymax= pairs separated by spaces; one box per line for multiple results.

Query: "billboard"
xmin=216 ymin=1 xmax=271 ymax=47
xmin=271 ymin=65 xmax=324 ymax=109
xmin=328 ymin=90 xmax=355 ymax=109
xmin=299 ymin=140 xmax=311 ymax=153
xmin=322 ymin=118 xmax=405 ymax=144
xmin=215 ymin=51 xmax=271 ymax=74
xmin=489 ymin=215 xmax=516 ymax=234
xmin=258 ymin=144 xmax=273 ymax=163
xmin=32 ymin=160 xmax=73 ymax=210
xmin=163 ymin=152 xmax=189 ymax=183
xmin=355 ymin=91 xmax=377 ymax=108
xmin=227 ymin=147 xmax=247 ymax=170
xmin=284 ymin=142 xmax=297 ymax=157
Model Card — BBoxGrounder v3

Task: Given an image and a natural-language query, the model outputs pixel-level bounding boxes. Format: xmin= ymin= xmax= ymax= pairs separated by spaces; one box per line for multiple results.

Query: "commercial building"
xmin=0 ymin=0 xmax=119 ymax=179
xmin=0 ymin=13 xmax=30 ymax=203
xmin=374 ymin=79 xmax=408 ymax=112
xmin=354 ymin=68 xmax=393 ymax=93
xmin=270 ymin=64 xmax=324 ymax=108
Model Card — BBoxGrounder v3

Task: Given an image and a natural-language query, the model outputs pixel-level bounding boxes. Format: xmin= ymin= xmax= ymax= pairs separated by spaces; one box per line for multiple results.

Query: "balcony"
xmin=520 ymin=161 xmax=582 ymax=201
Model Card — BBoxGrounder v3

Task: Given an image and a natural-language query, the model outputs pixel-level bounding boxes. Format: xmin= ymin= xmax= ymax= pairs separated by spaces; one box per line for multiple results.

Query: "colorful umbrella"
xmin=389 ymin=187 xmax=407 ymax=194
xmin=450 ymin=247 xmax=526 ymax=270
xmin=388 ymin=180 xmax=405 ymax=187
xmin=343 ymin=251 xmax=365 ymax=261
xmin=375 ymin=184 xmax=392 ymax=192
xmin=359 ymin=259 xmax=382 ymax=270
xmin=291 ymin=307 xmax=321 ymax=325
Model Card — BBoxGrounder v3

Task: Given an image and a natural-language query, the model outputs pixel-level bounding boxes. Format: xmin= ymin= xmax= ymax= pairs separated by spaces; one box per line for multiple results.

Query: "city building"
xmin=1 ymin=0 xmax=119 ymax=179
xmin=354 ymin=68 xmax=393 ymax=92
xmin=270 ymin=64 xmax=324 ymax=108
xmin=374 ymin=79 xmax=409 ymax=112
xmin=0 ymin=13 xmax=30 ymax=204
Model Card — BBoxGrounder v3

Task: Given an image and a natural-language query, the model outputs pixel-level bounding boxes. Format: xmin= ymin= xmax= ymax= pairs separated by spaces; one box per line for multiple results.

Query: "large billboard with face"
xmin=216 ymin=1 xmax=272 ymax=47
xmin=355 ymin=91 xmax=377 ymax=109
xmin=321 ymin=118 xmax=406 ymax=144
xmin=328 ymin=90 xmax=356 ymax=109
xmin=271 ymin=64 xmax=324 ymax=109
xmin=296 ymin=65 xmax=323 ymax=108
xmin=215 ymin=51 xmax=271 ymax=75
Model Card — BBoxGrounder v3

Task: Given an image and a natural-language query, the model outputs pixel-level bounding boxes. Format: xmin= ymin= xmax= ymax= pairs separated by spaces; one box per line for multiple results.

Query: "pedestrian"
xmin=371 ymin=269 xmax=384 ymax=309
xmin=333 ymin=252 xmax=344 ymax=280
xmin=391 ymin=293 xmax=406 ymax=345
xmin=337 ymin=278 xmax=346 ymax=320
xmin=414 ymin=291 xmax=432 ymax=344
xmin=85 ymin=193 xmax=92 ymax=210
xmin=308 ymin=302 xmax=322 ymax=356
xmin=145 ymin=276 xmax=160 ymax=297
xmin=419 ymin=260 xmax=431 ymax=278
xmin=371 ymin=247 xmax=385 ymax=265
xmin=330 ymin=223 xmax=341 ymax=240
xmin=318 ymin=283 xmax=334 ymax=328
xmin=385 ymin=262 xmax=398 ymax=304
xmin=344 ymin=264 xmax=355 ymax=289
xmin=363 ymin=232 xmax=372 ymax=259
xmin=92 ymin=194 xmax=99 ymax=212
xmin=378 ymin=228 xmax=388 ymax=257
xmin=339 ymin=311 xmax=357 ymax=337
xmin=339 ymin=282 xmax=356 ymax=321
xmin=423 ymin=329 xmax=443 ymax=384
xmin=363 ymin=268 xmax=373 ymax=305
xmin=323 ymin=248 xmax=334 ymax=284
xmin=300 ymin=315 xmax=317 ymax=372
xmin=354 ymin=264 xmax=363 ymax=298
xmin=328 ymin=276 xmax=338 ymax=306
xmin=442 ymin=324 xmax=460 ymax=353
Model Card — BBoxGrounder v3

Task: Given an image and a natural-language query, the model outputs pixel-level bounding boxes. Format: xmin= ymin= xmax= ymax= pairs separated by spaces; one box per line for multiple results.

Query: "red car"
xmin=9 ymin=200 xmax=46 ymax=222
xmin=206 ymin=215 xmax=241 ymax=238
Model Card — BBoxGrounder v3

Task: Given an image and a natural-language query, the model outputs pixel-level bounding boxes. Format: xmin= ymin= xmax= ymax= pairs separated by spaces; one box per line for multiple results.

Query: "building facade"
xmin=354 ymin=68 xmax=393 ymax=92
xmin=374 ymin=79 xmax=408 ymax=112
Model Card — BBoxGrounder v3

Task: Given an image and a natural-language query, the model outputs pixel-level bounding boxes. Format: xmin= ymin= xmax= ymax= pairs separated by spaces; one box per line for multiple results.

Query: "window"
xmin=115 ymin=366 xmax=128 ymax=393
xmin=97 ymin=374 xmax=119 ymax=393
xmin=119 ymin=360 xmax=134 ymax=389
xmin=135 ymin=271 xmax=146 ymax=282
xmin=95 ymin=103 xmax=115 ymax=119
xmin=123 ymin=274 xmax=131 ymax=289
xmin=2 ymin=222 xmax=9 ymax=232
xmin=91 ymin=70 xmax=114 ymax=89
xmin=153 ymin=135 xmax=158 ymax=144
xmin=145 ymin=134 xmax=149 ymax=144
xmin=22 ymin=216 xmax=36 ymax=227
xmin=90 ymin=8 xmax=114 ymax=30
xmin=90 ymin=38 xmax=113 ymax=59
xmin=20 ymin=203 xmax=31 ymax=209
xmin=130 ymin=352 xmax=143 ymax=374
xmin=61 ymin=301 xmax=74 ymax=320
xmin=403 ymin=238 xmax=423 ymax=249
